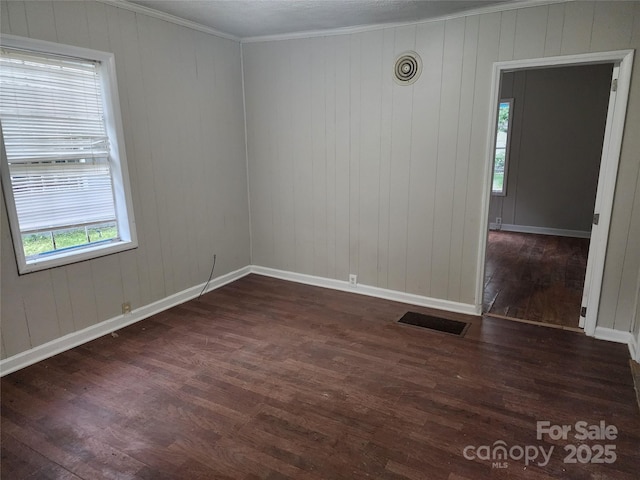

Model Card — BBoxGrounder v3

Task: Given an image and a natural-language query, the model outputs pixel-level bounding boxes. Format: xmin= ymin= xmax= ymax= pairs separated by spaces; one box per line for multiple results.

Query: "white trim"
xmin=477 ymin=56 xmax=504 ymax=328
xmin=0 ymin=266 xmax=251 ymax=377
xmin=6 ymin=263 xmax=639 ymax=376
xmin=0 ymin=33 xmax=116 ymax=62
xmin=241 ymin=0 xmax=566 ymax=43
xmin=0 ymin=263 xmax=474 ymax=376
xmin=631 ymin=272 xmax=640 ymax=363
xmin=18 ymin=241 xmax=138 ymax=274
xmin=630 ymin=334 xmax=639 ymax=363
xmin=489 ymin=223 xmax=591 ymax=239
xmin=582 ymin=55 xmax=633 ymax=337
xmin=593 ymin=327 xmax=637 ymax=362
xmin=495 ymin=51 xmax=634 ymax=71
xmin=250 ymin=266 xmax=479 ymax=316
xmin=476 ymin=50 xmax=635 ymax=339
xmin=594 ymin=327 xmax=637 ymax=364
xmin=98 ymin=0 xmax=240 ymax=42
xmin=0 ymin=34 xmax=138 ymax=275
xmin=594 ymin=326 xmax=634 ymax=347
xmin=629 ymin=220 xmax=640 ymax=363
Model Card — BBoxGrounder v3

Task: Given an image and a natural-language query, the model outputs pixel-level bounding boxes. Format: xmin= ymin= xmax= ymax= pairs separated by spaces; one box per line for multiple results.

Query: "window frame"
xmin=491 ymin=98 xmax=514 ymax=197
xmin=0 ymin=34 xmax=137 ymax=274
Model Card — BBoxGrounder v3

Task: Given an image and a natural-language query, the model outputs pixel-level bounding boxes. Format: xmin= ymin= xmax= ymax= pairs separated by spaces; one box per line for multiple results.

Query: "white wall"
xmin=488 ymin=65 xmax=612 ymax=234
xmin=0 ymin=0 xmax=251 ymax=359
xmin=243 ymin=1 xmax=640 ymax=331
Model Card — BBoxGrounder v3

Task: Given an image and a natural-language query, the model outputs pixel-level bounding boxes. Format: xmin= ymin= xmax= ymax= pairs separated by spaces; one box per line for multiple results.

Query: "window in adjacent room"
xmin=492 ymin=99 xmax=513 ymax=196
xmin=0 ymin=35 xmax=137 ymax=274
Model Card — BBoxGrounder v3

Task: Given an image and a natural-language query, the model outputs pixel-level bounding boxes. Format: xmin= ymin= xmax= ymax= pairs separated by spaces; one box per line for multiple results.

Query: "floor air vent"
xmin=398 ymin=312 xmax=470 ymax=337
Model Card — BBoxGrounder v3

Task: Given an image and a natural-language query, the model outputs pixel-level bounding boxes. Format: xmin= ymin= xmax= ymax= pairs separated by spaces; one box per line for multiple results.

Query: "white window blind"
xmin=0 ymin=47 xmax=117 ymax=235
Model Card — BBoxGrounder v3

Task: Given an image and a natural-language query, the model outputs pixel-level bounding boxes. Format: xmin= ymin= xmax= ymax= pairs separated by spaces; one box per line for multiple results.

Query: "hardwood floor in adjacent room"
xmin=483 ymin=231 xmax=590 ymax=328
xmin=2 ymin=274 xmax=638 ymax=479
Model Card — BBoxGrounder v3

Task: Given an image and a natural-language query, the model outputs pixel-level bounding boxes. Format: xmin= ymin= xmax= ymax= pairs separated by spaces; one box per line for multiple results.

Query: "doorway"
xmin=476 ymin=50 xmax=635 ymax=336
xmin=484 ymin=63 xmax=612 ymax=329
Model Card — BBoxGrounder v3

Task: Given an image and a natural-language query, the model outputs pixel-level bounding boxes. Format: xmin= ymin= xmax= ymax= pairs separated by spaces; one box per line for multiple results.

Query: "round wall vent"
xmin=394 ymin=51 xmax=422 ymax=85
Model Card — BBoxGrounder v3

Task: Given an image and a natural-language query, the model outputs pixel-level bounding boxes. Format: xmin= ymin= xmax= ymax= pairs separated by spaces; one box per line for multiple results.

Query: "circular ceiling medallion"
xmin=394 ymin=51 xmax=422 ymax=85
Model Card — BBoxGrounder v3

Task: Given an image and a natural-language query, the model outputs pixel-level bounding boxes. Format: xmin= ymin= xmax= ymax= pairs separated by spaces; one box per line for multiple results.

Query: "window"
xmin=492 ymin=99 xmax=513 ymax=196
xmin=0 ymin=35 xmax=136 ymax=274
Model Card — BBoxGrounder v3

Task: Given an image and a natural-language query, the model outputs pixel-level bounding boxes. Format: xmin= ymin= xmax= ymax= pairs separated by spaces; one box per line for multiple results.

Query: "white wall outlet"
xmin=496 ymin=217 xmax=502 ymax=226
xmin=122 ymin=302 xmax=131 ymax=314
xmin=349 ymin=274 xmax=357 ymax=286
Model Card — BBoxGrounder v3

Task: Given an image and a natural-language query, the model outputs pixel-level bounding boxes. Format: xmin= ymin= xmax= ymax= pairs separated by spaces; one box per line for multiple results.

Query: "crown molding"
xmin=97 ymin=0 xmax=241 ymax=42
xmin=98 ymin=0 xmax=569 ymax=44
xmin=241 ymin=0 xmax=570 ymax=44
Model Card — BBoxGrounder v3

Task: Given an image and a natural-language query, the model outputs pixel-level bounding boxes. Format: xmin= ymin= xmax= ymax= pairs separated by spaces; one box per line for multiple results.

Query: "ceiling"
xmin=125 ymin=0 xmax=517 ymax=39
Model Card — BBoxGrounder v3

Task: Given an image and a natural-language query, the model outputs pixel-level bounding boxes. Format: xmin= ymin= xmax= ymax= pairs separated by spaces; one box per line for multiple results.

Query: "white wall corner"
xmin=0 ymin=265 xmax=251 ymax=377
xmin=240 ymin=43 xmax=253 ymax=265
xmin=629 ymin=328 xmax=639 ymax=363
xmin=629 ymin=335 xmax=639 ymax=363
xmin=594 ymin=326 xmax=636 ymax=360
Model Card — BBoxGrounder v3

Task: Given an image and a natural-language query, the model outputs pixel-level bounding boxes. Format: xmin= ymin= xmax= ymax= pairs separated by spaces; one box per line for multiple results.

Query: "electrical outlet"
xmin=496 ymin=217 xmax=502 ymax=226
xmin=122 ymin=302 xmax=131 ymax=314
xmin=349 ymin=274 xmax=357 ymax=286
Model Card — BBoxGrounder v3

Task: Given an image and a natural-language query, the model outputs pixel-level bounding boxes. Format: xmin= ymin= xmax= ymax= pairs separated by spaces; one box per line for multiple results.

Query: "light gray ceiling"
xmin=126 ymin=0 xmax=516 ymax=39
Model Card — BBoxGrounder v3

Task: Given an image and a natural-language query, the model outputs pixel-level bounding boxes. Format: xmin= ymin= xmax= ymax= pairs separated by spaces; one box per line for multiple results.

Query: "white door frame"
xmin=475 ymin=49 xmax=635 ymax=337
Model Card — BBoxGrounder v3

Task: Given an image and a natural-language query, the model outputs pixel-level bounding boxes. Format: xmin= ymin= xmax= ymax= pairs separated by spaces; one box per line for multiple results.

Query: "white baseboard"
xmin=0 ymin=265 xmax=251 ymax=377
xmin=489 ymin=223 xmax=591 ymax=239
xmin=249 ymin=265 xmax=479 ymax=316
xmin=629 ymin=333 xmax=639 ymax=363
xmin=4 ymin=263 xmax=635 ymax=376
xmin=594 ymin=326 xmax=636 ymax=360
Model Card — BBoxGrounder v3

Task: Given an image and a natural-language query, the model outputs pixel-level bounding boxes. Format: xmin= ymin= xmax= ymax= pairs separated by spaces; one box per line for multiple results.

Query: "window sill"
xmin=18 ymin=239 xmax=138 ymax=275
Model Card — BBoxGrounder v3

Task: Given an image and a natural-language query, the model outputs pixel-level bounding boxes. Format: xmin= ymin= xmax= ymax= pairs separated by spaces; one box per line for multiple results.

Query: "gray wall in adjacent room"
xmin=488 ymin=64 xmax=612 ymax=234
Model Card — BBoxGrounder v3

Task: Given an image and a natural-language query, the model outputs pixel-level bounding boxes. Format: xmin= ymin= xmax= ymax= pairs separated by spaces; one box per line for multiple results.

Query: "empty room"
xmin=1 ymin=1 xmax=640 ymax=479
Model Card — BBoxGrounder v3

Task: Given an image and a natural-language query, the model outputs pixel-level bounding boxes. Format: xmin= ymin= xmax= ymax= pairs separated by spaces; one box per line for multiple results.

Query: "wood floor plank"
xmin=2 ymin=274 xmax=639 ymax=479
xmin=484 ymin=231 xmax=589 ymax=327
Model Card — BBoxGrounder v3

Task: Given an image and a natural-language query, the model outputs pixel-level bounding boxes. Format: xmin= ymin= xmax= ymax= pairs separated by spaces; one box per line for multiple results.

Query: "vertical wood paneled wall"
xmin=2 ymin=1 xmax=640 ymax=364
xmin=0 ymin=0 xmax=251 ymax=359
xmin=243 ymin=1 xmax=640 ymax=331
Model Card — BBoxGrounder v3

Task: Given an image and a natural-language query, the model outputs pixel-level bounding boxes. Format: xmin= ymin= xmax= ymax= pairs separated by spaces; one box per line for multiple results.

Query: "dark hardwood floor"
xmin=2 ymin=274 xmax=639 ymax=479
xmin=484 ymin=231 xmax=590 ymax=328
